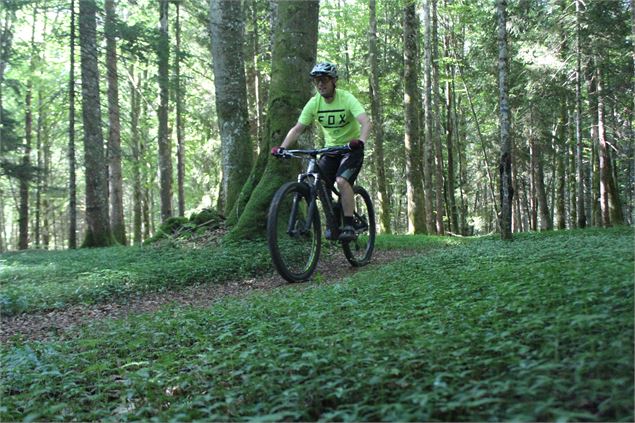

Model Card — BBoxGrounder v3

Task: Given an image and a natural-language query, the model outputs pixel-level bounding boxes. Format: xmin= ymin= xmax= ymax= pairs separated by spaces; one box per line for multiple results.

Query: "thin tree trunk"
xmin=588 ymin=69 xmax=601 ymax=226
xmin=422 ymin=0 xmax=435 ymax=233
xmin=568 ymin=108 xmax=577 ymax=228
xmin=444 ymin=8 xmax=459 ymax=234
xmin=79 ymin=0 xmax=114 ymax=247
xmin=35 ymin=84 xmax=43 ymax=248
xmin=175 ymin=1 xmax=185 ymax=217
xmin=68 ymin=0 xmax=77 ymax=248
xmin=575 ymin=0 xmax=587 ymax=228
xmin=595 ymin=66 xmax=610 ymax=226
xmin=105 ymin=0 xmax=126 ymax=244
xmin=157 ymin=0 xmax=173 ymax=222
xmin=369 ymin=0 xmax=391 ymax=234
xmin=19 ymin=7 xmax=37 ymax=250
xmin=497 ymin=0 xmax=513 ymax=239
xmin=404 ymin=2 xmax=426 ymax=234
xmin=556 ymin=101 xmax=567 ymax=229
xmin=431 ymin=0 xmax=444 ymax=235
xmin=129 ymin=66 xmax=142 ymax=245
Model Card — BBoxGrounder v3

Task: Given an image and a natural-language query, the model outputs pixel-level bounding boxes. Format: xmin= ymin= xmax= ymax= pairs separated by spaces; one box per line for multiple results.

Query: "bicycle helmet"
xmin=309 ymin=62 xmax=338 ymax=79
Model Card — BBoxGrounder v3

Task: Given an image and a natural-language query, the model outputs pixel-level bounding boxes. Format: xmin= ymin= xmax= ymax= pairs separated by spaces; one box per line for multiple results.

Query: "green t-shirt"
xmin=298 ymin=89 xmax=366 ymax=147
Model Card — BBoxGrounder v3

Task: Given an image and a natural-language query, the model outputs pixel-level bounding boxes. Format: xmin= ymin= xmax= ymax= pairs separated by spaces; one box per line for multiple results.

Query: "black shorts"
xmin=318 ymin=147 xmax=364 ymax=190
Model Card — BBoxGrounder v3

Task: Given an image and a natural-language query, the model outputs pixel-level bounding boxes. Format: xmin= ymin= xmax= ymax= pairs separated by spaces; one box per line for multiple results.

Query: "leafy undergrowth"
xmin=1 ymin=227 xmax=633 ymax=421
xmin=0 ymin=241 xmax=272 ymax=316
xmin=0 ymin=235 xmax=453 ymax=316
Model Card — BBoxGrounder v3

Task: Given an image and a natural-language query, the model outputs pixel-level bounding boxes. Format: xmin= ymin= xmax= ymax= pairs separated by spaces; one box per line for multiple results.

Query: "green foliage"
xmin=1 ymin=228 xmax=632 ymax=421
xmin=0 ymin=239 xmax=270 ymax=315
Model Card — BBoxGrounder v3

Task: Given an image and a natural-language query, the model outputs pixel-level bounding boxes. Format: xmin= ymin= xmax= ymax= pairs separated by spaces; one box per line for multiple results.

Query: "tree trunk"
xmin=556 ymin=101 xmax=567 ymax=230
xmin=587 ymin=69 xmax=601 ymax=226
xmin=568 ymin=109 xmax=577 ymax=228
xmin=79 ymin=0 xmax=114 ymax=247
xmin=227 ymin=0 xmax=319 ymax=240
xmin=444 ymin=11 xmax=459 ymax=234
xmin=596 ymin=66 xmax=624 ymax=225
xmin=210 ymin=0 xmax=253 ymax=217
xmin=19 ymin=7 xmax=37 ymax=250
xmin=404 ymin=2 xmax=426 ymax=234
xmin=105 ymin=0 xmax=126 ymax=244
xmin=129 ymin=66 xmax=143 ymax=245
xmin=575 ymin=0 xmax=587 ymax=228
xmin=497 ymin=0 xmax=513 ymax=240
xmin=431 ymin=0 xmax=445 ymax=235
xmin=369 ymin=0 xmax=391 ymax=234
xmin=157 ymin=0 xmax=173 ymax=222
xmin=422 ymin=0 xmax=435 ymax=233
xmin=68 ymin=0 xmax=77 ymax=249
xmin=175 ymin=1 xmax=185 ymax=217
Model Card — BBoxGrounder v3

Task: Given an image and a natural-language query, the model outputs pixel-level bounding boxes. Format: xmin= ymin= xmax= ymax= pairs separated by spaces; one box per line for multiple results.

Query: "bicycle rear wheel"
xmin=267 ymin=182 xmax=321 ymax=282
xmin=342 ymin=186 xmax=375 ymax=267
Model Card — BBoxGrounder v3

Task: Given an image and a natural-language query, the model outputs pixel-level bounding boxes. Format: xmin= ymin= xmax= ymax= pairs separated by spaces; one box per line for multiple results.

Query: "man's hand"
xmin=271 ymin=146 xmax=285 ymax=156
xmin=348 ymin=139 xmax=365 ymax=150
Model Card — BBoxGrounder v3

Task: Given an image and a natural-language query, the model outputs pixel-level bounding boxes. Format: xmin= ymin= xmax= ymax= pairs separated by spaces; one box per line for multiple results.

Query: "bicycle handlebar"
xmin=274 ymin=145 xmax=350 ymax=159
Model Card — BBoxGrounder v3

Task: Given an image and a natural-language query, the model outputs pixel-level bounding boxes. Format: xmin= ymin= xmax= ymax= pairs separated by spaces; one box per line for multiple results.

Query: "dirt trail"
xmin=1 ymin=249 xmax=415 ymax=344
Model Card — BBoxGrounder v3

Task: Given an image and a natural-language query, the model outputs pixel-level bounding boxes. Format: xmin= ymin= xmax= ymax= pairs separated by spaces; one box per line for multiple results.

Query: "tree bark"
xmin=556 ymin=101 xmax=567 ymax=230
xmin=444 ymin=8 xmax=459 ymax=234
xmin=575 ymin=0 xmax=587 ymax=228
xmin=68 ymin=0 xmax=77 ymax=249
xmin=157 ymin=0 xmax=173 ymax=222
xmin=369 ymin=0 xmax=391 ymax=234
xmin=79 ymin=0 xmax=114 ymax=247
xmin=422 ymin=0 xmax=435 ymax=233
xmin=19 ymin=7 xmax=37 ymax=250
xmin=497 ymin=0 xmax=513 ymax=240
xmin=129 ymin=66 xmax=142 ymax=245
xmin=227 ymin=0 xmax=319 ymax=240
xmin=105 ymin=0 xmax=126 ymax=244
xmin=596 ymin=66 xmax=624 ymax=225
xmin=175 ymin=1 xmax=185 ymax=217
xmin=210 ymin=0 xmax=253 ymax=217
xmin=431 ymin=0 xmax=445 ymax=235
xmin=404 ymin=2 xmax=426 ymax=234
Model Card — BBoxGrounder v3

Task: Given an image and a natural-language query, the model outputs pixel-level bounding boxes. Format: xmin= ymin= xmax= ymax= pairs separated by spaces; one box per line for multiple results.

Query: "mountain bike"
xmin=267 ymin=145 xmax=376 ymax=283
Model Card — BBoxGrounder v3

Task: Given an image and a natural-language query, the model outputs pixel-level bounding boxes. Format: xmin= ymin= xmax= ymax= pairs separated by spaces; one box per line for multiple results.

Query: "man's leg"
xmin=336 ymin=176 xmax=354 ymax=217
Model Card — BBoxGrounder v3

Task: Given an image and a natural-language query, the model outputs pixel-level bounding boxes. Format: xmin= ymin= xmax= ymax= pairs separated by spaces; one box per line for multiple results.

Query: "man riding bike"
xmin=271 ymin=62 xmax=371 ymax=242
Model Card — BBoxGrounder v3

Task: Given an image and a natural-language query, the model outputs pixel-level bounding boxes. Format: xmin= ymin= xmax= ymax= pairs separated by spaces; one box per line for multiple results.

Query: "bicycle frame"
xmin=281 ymin=147 xmax=348 ymax=237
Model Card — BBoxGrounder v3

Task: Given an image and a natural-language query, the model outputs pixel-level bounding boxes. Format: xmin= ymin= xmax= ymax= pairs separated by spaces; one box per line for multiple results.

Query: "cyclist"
xmin=271 ymin=62 xmax=371 ymax=242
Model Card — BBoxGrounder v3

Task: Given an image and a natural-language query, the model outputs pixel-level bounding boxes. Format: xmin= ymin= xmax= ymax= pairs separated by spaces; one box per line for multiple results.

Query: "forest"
xmin=0 ymin=0 xmax=632 ymax=251
xmin=1 ymin=1 xmax=634 ymax=420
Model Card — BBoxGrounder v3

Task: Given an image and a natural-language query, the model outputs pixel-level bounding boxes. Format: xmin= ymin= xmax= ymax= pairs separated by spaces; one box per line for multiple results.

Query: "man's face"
xmin=313 ymin=76 xmax=335 ymax=98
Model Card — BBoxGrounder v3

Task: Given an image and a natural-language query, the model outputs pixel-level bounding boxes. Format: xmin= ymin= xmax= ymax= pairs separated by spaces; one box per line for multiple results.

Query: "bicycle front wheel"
xmin=267 ymin=182 xmax=321 ymax=282
xmin=342 ymin=186 xmax=376 ymax=267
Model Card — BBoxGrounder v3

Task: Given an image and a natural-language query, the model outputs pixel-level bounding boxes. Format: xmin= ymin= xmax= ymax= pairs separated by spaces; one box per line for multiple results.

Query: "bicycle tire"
xmin=342 ymin=186 xmax=376 ymax=267
xmin=267 ymin=182 xmax=321 ymax=282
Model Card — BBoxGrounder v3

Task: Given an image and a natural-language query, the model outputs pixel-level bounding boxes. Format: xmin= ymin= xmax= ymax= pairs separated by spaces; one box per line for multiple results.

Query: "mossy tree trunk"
xmin=210 ymin=0 xmax=252 ymax=217
xmin=227 ymin=0 xmax=319 ymax=241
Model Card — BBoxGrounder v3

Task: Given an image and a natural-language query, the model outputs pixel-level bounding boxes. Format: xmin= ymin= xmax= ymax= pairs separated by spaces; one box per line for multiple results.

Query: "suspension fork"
xmin=287 ymin=181 xmax=319 ymax=235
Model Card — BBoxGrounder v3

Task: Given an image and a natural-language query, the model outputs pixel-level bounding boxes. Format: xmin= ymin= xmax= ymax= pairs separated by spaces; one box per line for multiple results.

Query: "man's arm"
xmin=356 ymin=113 xmax=371 ymax=143
xmin=280 ymin=122 xmax=307 ymax=149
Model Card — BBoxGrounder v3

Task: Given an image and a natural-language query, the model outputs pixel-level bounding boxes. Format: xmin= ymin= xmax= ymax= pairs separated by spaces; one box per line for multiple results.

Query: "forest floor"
xmin=1 ymin=249 xmax=414 ymax=343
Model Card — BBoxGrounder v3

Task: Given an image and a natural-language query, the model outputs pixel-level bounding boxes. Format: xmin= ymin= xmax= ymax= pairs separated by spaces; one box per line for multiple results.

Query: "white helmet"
xmin=309 ymin=62 xmax=338 ymax=79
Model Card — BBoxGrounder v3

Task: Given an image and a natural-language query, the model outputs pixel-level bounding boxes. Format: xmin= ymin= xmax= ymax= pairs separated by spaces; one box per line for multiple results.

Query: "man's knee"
xmin=336 ymin=176 xmax=351 ymax=189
